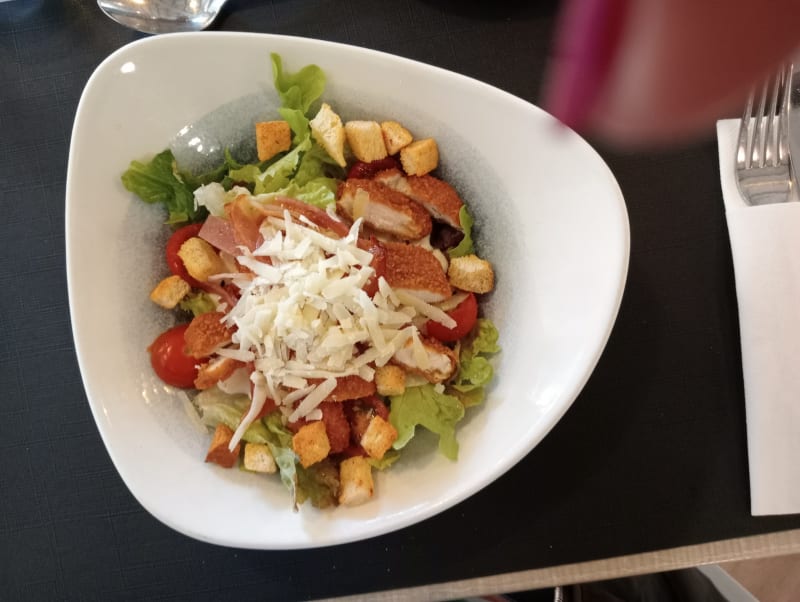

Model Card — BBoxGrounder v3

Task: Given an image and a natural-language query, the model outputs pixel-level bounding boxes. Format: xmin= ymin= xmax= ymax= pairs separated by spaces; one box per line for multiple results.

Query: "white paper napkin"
xmin=717 ymin=118 xmax=800 ymax=515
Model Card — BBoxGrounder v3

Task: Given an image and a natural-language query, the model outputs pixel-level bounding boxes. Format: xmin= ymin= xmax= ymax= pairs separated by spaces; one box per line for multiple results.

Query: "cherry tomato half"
xmin=426 ymin=293 xmax=478 ymax=342
xmin=148 ymin=323 xmax=199 ymax=388
xmin=165 ymin=223 xmax=204 ymax=288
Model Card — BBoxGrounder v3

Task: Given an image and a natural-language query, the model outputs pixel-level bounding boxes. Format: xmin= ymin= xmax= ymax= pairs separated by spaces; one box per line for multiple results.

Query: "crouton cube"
xmin=177 ymin=237 xmax=226 ymax=283
xmin=400 ymin=138 xmax=438 ymax=176
xmin=255 ymin=120 xmax=292 ymax=161
xmin=380 ymin=120 xmax=413 ymax=155
xmin=149 ymin=274 xmax=190 ymax=309
xmin=205 ymin=423 xmax=240 ymax=468
xmin=310 ymin=102 xmax=346 ymax=167
xmin=447 ymin=254 xmax=495 ymax=294
xmin=243 ymin=442 xmax=277 ymax=474
xmin=292 ymin=421 xmax=331 ymax=468
xmin=375 ymin=365 xmax=406 ymax=397
xmin=338 ymin=456 xmax=374 ymax=506
xmin=360 ymin=416 xmax=398 ymax=460
xmin=344 ymin=120 xmax=388 ymax=162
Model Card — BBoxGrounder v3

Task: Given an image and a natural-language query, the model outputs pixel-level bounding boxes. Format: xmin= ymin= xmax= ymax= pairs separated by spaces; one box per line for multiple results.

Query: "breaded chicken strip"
xmin=374 ymin=168 xmax=464 ymax=229
xmin=383 ymin=241 xmax=452 ymax=303
xmin=392 ymin=335 xmax=457 ymax=383
xmin=337 ymin=179 xmax=431 ymax=240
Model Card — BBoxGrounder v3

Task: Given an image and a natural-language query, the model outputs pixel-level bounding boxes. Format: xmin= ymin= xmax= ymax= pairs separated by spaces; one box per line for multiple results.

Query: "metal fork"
xmin=736 ymin=64 xmax=794 ymax=205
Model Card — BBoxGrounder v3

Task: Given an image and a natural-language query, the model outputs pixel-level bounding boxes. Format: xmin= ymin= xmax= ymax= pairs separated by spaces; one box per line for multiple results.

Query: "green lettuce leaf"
xmin=192 ymin=387 xmax=269 ymax=444
xmin=296 ymin=459 xmax=339 ymax=509
xmin=448 ymin=205 xmax=475 ymax=258
xmin=179 ymin=291 xmax=217 ymax=317
xmin=121 ymin=149 xmax=203 ymax=225
xmin=367 ymin=449 xmax=401 ymax=470
xmin=271 ymin=52 xmax=326 ymax=114
xmin=389 ymin=385 xmax=465 ymax=460
xmin=451 ymin=319 xmax=501 ymax=396
xmin=262 ymin=411 xmax=302 ymax=509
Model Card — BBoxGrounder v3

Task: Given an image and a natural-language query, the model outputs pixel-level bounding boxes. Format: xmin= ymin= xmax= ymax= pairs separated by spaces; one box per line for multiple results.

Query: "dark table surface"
xmin=3 ymin=1 xmax=800 ymax=600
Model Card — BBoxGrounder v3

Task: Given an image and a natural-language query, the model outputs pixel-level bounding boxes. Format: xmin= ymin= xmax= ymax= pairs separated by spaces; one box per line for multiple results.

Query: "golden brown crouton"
xmin=205 ymin=423 xmax=240 ymax=468
xmin=380 ymin=121 xmax=413 ymax=155
xmin=448 ymin=254 xmax=495 ymax=294
xmin=338 ymin=456 xmax=374 ymax=506
xmin=149 ymin=274 xmax=190 ymax=309
xmin=292 ymin=421 xmax=331 ymax=468
xmin=360 ymin=416 xmax=398 ymax=460
xmin=255 ymin=121 xmax=292 ymax=161
xmin=310 ymin=102 xmax=346 ymax=167
xmin=375 ymin=365 xmax=406 ymax=397
xmin=400 ymin=138 xmax=439 ymax=176
xmin=345 ymin=120 xmax=388 ymax=162
xmin=177 ymin=237 xmax=226 ymax=283
xmin=243 ymin=443 xmax=277 ymax=474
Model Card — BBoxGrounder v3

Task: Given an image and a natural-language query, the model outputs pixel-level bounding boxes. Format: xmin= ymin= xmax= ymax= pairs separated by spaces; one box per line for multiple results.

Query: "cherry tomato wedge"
xmin=148 ymin=323 xmax=200 ymax=388
xmin=165 ymin=223 xmax=204 ymax=288
xmin=426 ymin=293 xmax=478 ymax=342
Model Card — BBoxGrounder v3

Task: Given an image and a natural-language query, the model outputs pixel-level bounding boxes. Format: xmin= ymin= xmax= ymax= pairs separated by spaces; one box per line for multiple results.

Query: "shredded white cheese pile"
xmin=215 ymin=210 xmax=454 ymax=447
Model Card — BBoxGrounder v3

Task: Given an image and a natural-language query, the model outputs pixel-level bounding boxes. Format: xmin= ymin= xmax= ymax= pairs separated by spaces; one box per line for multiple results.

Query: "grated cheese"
xmin=216 ymin=203 xmax=453 ymax=444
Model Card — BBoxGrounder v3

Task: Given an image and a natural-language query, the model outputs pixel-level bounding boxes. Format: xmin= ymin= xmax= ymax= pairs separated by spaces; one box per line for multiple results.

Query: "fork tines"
xmin=735 ymin=64 xmax=794 ymax=206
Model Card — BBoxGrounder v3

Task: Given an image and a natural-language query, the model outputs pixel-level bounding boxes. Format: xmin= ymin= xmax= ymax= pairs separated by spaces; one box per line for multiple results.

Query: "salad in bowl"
xmin=123 ymin=54 xmax=499 ymax=510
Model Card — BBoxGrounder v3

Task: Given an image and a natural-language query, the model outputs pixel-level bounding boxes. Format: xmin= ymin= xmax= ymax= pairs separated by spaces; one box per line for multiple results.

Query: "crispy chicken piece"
xmin=183 ymin=311 xmax=233 ymax=359
xmin=194 ymin=357 xmax=243 ymax=390
xmin=383 ymin=241 xmax=452 ymax=303
xmin=337 ymin=179 xmax=431 ymax=241
xmin=307 ymin=375 xmax=377 ymax=402
xmin=374 ymin=168 xmax=464 ymax=229
xmin=392 ymin=335 xmax=458 ymax=383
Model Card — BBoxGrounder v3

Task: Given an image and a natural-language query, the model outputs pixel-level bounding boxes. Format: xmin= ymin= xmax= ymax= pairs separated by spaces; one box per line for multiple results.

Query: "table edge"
xmin=317 ymin=528 xmax=800 ymax=601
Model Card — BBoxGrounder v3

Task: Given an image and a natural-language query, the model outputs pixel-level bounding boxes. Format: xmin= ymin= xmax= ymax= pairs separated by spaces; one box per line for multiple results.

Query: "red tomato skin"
xmin=165 ymin=223 xmax=204 ymax=288
xmin=347 ymin=157 xmax=401 ymax=179
xmin=426 ymin=293 xmax=478 ymax=342
xmin=148 ymin=324 xmax=199 ymax=388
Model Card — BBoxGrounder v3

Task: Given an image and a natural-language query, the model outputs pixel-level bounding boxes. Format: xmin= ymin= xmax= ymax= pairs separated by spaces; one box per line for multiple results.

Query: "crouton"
xmin=447 ymin=254 xmax=495 ymax=294
xmin=255 ymin=120 xmax=292 ymax=161
xmin=243 ymin=442 xmax=277 ymax=474
xmin=400 ymin=138 xmax=438 ymax=176
xmin=177 ymin=237 xmax=226 ymax=283
xmin=292 ymin=421 xmax=331 ymax=468
xmin=360 ymin=415 xmax=398 ymax=460
xmin=310 ymin=102 xmax=346 ymax=167
xmin=149 ymin=274 xmax=190 ymax=309
xmin=380 ymin=120 xmax=413 ymax=155
xmin=205 ymin=423 xmax=240 ymax=468
xmin=375 ymin=365 xmax=406 ymax=397
xmin=344 ymin=120 xmax=388 ymax=163
xmin=338 ymin=456 xmax=374 ymax=506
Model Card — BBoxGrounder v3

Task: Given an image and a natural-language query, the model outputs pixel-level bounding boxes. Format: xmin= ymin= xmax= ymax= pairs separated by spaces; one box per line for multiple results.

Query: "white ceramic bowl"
xmin=66 ymin=32 xmax=629 ymax=549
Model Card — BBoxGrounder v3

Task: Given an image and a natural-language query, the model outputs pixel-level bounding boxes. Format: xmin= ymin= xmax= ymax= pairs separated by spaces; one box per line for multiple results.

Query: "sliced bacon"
xmin=198 ymin=215 xmax=238 ymax=255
